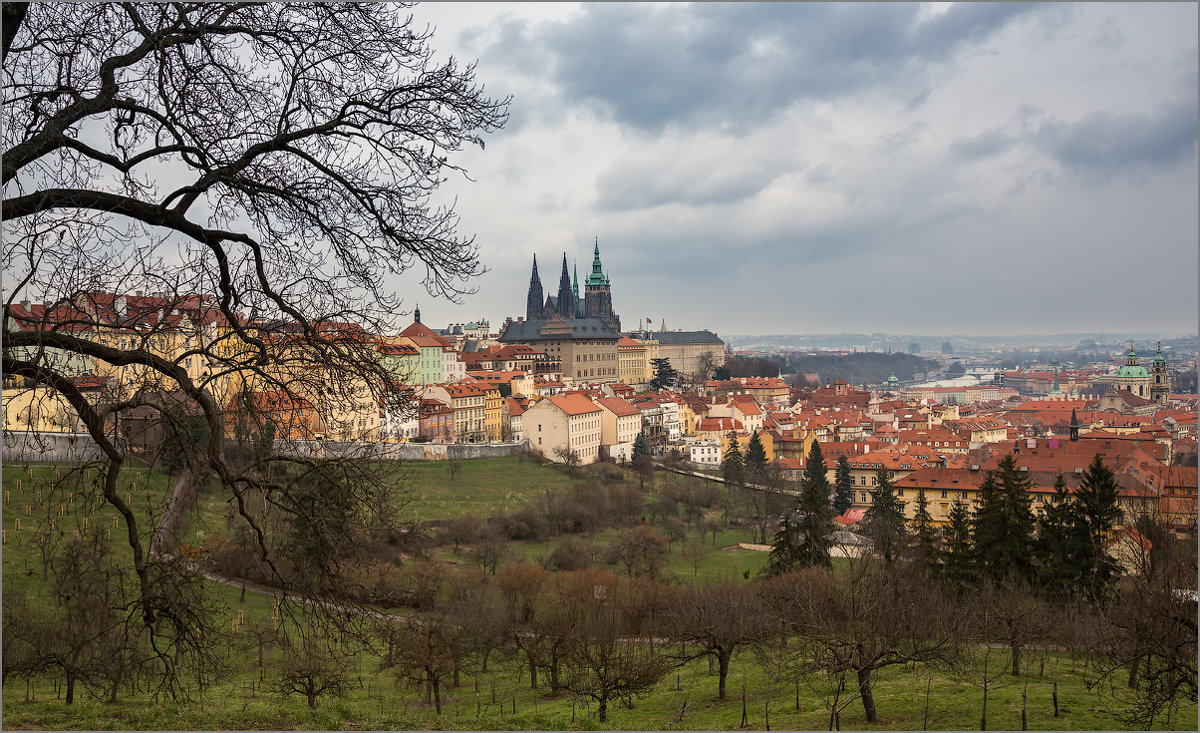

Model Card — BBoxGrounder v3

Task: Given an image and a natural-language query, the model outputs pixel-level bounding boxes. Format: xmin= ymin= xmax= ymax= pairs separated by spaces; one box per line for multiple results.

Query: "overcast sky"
xmin=397 ymin=2 xmax=1197 ymax=338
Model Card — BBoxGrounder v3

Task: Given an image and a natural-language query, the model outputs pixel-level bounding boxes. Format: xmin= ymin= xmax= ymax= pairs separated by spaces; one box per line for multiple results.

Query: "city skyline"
xmin=392 ymin=2 xmax=1197 ymax=337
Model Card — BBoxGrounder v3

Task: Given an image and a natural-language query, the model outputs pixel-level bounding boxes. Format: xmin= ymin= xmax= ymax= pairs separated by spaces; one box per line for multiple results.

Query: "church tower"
xmin=525 ymin=255 xmax=544 ymax=321
xmin=1151 ymin=342 xmax=1171 ymax=406
xmin=584 ymin=237 xmax=620 ymax=331
xmin=556 ymin=254 xmax=574 ymax=319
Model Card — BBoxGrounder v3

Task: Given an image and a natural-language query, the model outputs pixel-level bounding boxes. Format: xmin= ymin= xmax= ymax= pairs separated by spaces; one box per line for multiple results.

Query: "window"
xmin=860 ymin=492 xmax=867 ymax=503
xmin=941 ymin=490 xmax=948 ymax=499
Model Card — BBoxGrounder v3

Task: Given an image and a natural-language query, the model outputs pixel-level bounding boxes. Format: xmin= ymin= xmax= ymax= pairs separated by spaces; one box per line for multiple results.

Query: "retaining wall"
xmin=271 ymin=438 xmax=531 ymax=461
xmin=2 ymin=430 xmax=116 ymax=463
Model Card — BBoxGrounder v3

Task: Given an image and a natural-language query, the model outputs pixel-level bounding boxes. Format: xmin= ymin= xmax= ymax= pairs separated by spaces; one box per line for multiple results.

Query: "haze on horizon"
xmin=386 ymin=3 xmax=1196 ymax=339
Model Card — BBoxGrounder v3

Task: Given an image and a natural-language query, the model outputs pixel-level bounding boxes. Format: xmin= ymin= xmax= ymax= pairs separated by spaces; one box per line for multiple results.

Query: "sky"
xmin=394 ymin=2 xmax=1198 ymax=338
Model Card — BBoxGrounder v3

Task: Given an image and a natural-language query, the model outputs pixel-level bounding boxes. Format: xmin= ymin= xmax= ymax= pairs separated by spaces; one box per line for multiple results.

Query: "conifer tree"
xmin=1034 ymin=472 xmax=1086 ymax=595
xmin=910 ymin=487 xmax=940 ymax=571
xmin=864 ymin=469 xmax=905 ymax=564
xmin=1074 ymin=454 xmax=1123 ymax=600
xmin=973 ymin=455 xmax=1036 ymax=584
xmin=632 ymin=433 xmax=654 ymax=489
xmin=721 ymin=431 xmax=744 ymax=487
xmin=833 ymin=454 xmax=855 ymax=517
xmin=792 ymin=440 xmax=835 ymax=568
xmin=942 ymin=498 xmax=974 ymax=585
xmin=745 ymin=431 xmax=768 ymax=482
xmin=649 ymin=358 xmax=678 ymax=391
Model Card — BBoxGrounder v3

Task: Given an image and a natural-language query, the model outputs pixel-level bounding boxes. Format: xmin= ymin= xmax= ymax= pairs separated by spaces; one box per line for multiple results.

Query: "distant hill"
xmin=727 ymin=351 xmax=938 ymax=387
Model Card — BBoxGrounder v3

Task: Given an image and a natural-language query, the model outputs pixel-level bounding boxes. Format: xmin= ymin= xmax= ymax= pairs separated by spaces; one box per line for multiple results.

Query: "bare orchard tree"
xmin=2 ymin=0 xmax=508 ymax=681
xmin=660 ymin=582 xmax=772 ymax=700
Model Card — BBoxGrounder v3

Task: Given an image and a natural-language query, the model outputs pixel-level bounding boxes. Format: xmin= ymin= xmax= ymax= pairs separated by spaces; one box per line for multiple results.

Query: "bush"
xmin=542 ymin=536 xmax=597 ymax=572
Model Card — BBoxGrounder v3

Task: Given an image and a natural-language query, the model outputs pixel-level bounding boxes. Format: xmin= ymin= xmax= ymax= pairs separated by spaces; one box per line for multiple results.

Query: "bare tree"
xmin=274 ymin=607 xmax=359 ymax=709
xmin=2 ymin=3 xmax=508 ymax=679
xmin=562 ymin=602 xmax=670 ymax=724
xmin=661 ymin=582 xmax=771 ymax=700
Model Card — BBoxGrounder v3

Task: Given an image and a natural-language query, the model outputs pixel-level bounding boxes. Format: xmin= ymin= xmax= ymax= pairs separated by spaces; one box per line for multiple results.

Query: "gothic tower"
xmin=1151 ymin=342 xmax=1171 ymax=406
xmin=525 ymin=255 xmax=544 ymax=321
xmin=583 ymin=237 xmax=620 ymax=331
xmin=556 ymin=254 xmax=573 ymax=319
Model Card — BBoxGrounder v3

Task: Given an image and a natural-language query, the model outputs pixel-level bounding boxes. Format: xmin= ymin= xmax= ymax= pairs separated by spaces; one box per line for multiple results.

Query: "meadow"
xmin=2 ymin=457 xmax=1195 ymax=730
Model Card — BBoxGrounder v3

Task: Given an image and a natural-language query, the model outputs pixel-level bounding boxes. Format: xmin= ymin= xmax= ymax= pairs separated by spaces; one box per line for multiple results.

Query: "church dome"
xmin=1116 ymin=364 xmax=1149 ymax=378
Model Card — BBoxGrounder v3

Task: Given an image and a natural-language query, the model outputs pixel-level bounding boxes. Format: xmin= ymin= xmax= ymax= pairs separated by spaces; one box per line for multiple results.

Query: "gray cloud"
xmin=487 ymin=3 xmax=1047 ymax=134
xmin=1034 ymin=95 xmax=1198 ymax=179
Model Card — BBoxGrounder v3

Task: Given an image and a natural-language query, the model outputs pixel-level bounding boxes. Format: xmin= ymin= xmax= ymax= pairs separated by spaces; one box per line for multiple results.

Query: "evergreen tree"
xmin=909 ymin=487 xmax=940 ymax=571
xmin=833 ymin=454 xmax=854 ymax=517
xmin=632 ymin=433 xmax=654 ymax=489
xmin=793 ymin=440 xmax=835 ymax=568
xmin=713 ymin=365 xmax=731 ymax=381
xmin=744 ymin=431 xmax=768 ymax=482
xmin=649 ymin=358 xmax=678 ymax=391
xmin=864 ymin=469 xmax=905 ymax=564
xmin=721 ymin=431 xmax=744 ymax=487
xmin=1034 ymin=472 xmax=1090 ymax=597
xmin=942 ymin=499 xmax=974 ymax=585
xmin=1074 ymin=454 xmax=1123 ymax=600
xmin=973 ymin=455 xmax=1036 ymax=584
xmin=766 ymin=513 xmax=802 ymax=577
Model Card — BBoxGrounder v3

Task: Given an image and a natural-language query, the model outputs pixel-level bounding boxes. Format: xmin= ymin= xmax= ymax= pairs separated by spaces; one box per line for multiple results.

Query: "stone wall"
xmin=2 ymin=429 xmax=529 ymax=463
xmin=271 ymin=438 xmax=531 ymax=461
xmin=2 ymin=430 xmax=116 ymax=463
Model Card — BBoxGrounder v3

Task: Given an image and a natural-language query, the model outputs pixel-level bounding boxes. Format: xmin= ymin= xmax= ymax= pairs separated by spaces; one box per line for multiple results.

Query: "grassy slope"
xmin=3 ymin=457 xmax=1196 ymax=730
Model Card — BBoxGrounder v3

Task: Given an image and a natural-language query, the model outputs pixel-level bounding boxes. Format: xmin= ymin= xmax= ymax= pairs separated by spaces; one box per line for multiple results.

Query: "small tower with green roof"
xmin=583 ymin=236 xmax=620 ymax=331
xmin=1150 ymin=341 xmax=1171 ymax=406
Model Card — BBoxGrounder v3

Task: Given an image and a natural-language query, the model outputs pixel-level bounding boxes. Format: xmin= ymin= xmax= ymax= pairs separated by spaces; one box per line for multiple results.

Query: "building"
xmin=524 ymin=394 xmax=604 ymax=464
xmin=631 ymin=329 xmax=725 ymax=386
xmin=595 ymin=396 xmax=643 ymax=462
xmin=522 ymin=239 xmax=621 ymax=332
xmin=1089 ymin=343 xmax=1170 ymax=405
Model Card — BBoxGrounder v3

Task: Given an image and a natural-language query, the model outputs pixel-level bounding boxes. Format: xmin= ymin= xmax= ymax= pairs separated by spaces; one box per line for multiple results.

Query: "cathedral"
xmin=524 ymin=238 xmax=621 ymax=332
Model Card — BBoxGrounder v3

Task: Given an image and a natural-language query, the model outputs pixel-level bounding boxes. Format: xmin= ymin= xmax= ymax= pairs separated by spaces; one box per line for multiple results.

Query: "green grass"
xmin=5 ymin=457 xmax=1196 ymax=731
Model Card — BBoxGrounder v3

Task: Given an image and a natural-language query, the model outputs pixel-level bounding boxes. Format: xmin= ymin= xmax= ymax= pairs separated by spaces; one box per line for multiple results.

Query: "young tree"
xmin=631 ymin=433 xmax=654 ymax=489
xmin=721 ymin=431 xmax=744 ymax=487
xmin=2 ymin=3 xmax=508 ymax=659
xmin=833 ymin=454 xmax=855 ymax=517
xmin=649 ymin=357 xmax=678 ymax=391
xmin=863 ymin=469 xmax=905 ymax=564
xmin=744 ymin=431 xmax=768 ymax=482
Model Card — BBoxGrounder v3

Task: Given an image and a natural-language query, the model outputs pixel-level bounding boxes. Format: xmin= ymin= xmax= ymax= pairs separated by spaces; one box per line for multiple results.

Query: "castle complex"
xmin=523 ymin=238 xmax=620 ymax=333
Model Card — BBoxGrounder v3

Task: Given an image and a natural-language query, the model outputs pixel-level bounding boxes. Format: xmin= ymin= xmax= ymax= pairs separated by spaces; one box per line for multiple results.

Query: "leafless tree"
xmin=605 ymin=525 xmax=668 ymax=579
xmin=2 ymin=3 xmax=508 ymax=681
xmin=562 ymin=601 xmax=670 ymax=724
xmin=274 ymin=606 xmax=360 ymax=709
xmin=660 ymin=582 xmax=772 ymax=700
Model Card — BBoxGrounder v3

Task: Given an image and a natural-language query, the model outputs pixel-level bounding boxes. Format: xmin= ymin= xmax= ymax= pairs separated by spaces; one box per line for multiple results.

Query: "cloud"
xmin=1033 ymin=94 xmax=1199 ymax=180
xmin=487 ymin=3 xmax=1048 ymax=134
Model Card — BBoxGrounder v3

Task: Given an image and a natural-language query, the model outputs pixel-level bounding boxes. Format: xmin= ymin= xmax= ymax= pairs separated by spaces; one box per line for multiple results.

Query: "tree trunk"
xmin=857 ymin=667 xmax=878 ymax=723
xmin=433 ymin=676 xmax=441 ymax=715
xmin=529 ymin=656 xmax=538 ymax=690
xmin=1052 ymin=680 xmax=1058 ymax=717
xmin=718 ymin=649 xmax=732 ymax=700
xmin=980 ymin=682 xmax=988 ymax=731
xmin=65 ymin=672 xmax=75 ymax=705
xmin=1127 ymin=656 xmax=1139 ymax=688
xmin=1011 ymin=640 xmax=1021 ymax=677
xmin=598 ymin=695 xmax=608 ymax=723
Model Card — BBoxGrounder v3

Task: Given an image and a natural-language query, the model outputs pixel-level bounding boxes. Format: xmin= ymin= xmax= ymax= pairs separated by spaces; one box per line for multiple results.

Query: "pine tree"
xmin=1074 ymin=454 xmax=1122 ymax=601
xmin=973 ymin=455 xmax=1036 ymax=584
xmin=793 ymin=440 xmax=834 ymax=568
xmin=833 ymin=454 xmax=854 ymax=517
xmin=942 ymin=499 xmax=974 ymax=585
xmin=745 ymin=431 xmax=768 ymax=482
xmin=632 ymin=433 xmax=654 ymax=489
xmin=864 ymin=469 xmax=905 ymax=564
xmin=910 ymin=487 xmax=940 ymax=571
xmin=649 ymin=358 xmax=678 ymax=391
xmin=721 ymin=430 xmax=744 ymax=487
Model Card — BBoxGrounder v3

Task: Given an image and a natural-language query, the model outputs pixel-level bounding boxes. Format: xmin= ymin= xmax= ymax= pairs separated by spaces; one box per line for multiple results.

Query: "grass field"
xmin=3 ymin=456 xmax=1196 ymax=730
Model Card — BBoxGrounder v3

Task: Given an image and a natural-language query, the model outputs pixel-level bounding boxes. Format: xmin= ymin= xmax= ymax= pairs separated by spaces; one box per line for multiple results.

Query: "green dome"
xmin=1116 ymin=365 xmax=1149 ymax=379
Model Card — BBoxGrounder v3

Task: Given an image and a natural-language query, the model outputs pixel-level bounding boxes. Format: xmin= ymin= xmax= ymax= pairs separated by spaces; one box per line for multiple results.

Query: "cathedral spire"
xmin=557 ymin=253 xmax=573 ymax=319
xmin=587 ymin=235 xmax=609 ymax=286
xmin=525 ymin=254 xmax=544 ymax=320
